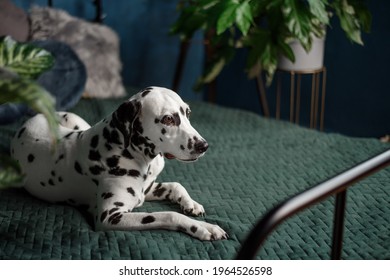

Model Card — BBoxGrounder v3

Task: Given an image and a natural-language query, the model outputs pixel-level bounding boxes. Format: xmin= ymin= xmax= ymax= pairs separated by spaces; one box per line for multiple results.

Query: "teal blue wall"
xmin=12 ymin=0 xmax=390 ymax=137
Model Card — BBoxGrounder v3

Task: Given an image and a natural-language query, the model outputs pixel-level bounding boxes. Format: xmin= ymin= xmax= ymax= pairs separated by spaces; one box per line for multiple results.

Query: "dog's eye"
xmin=186 ymin=108 xmax=191 ymax=119
xmin=162 ymin=115 xmax=175 ymax=126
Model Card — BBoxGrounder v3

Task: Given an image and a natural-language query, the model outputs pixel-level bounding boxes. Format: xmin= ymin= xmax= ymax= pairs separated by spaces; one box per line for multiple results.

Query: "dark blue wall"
xmin=12 ymin=0 xmax=390 ymax=137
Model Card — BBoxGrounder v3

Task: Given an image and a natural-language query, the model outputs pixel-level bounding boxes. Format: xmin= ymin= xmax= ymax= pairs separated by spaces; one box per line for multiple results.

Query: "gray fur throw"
xmin=29 ymin=6 xmax=126 ymax=98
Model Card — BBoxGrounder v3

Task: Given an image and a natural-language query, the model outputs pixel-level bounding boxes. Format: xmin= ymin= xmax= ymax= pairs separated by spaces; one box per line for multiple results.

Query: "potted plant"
xmin=0 ymin=36 xmax=58 ymax=188
xmin=170 ymin=0 xmax=372 ymax=87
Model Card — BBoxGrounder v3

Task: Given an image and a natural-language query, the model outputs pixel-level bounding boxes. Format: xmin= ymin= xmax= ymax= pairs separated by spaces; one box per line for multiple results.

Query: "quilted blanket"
xmin=0 ymin=95 xmax=389 ymax=259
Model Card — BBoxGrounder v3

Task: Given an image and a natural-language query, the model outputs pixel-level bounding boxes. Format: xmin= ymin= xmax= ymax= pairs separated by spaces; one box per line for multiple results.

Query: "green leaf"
xmin=244 ymin=29 xmax=278 ymax=85
xmin=216 ymin=1 xmax=239 ymax=35
xmin=282 ymin=0 xmax=313 ymax=51
xmin=332 ymin=0 xmax=364 ymax=45
xmin=235 ymin=1 xmax=253 ymax=35
xmin=0 ymin=36 xmax=54 ymax=79
xmin=307 ymin=0 xmax=329 ymax=25
xmin=278 ymin=39 xmax=295 ymax=63
xmin=0 ymin=155 xmax=24 ymax=189
xmin=0 ymin=68 xmax=59 ymax=141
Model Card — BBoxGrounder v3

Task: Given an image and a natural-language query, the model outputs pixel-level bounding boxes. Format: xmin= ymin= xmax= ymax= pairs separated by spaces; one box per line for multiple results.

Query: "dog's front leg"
xmin=144 ymin=182 xmax=205 ymax=216
xmin=99 ymin=210 xmax=227 ymax=240
xmin=94 ymin=179 xmax=226 ymax=240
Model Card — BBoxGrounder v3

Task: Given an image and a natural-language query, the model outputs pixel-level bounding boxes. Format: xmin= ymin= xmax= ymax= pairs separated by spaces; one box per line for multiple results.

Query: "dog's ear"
xmin=111 ymin=99 xmax=142 ymax=148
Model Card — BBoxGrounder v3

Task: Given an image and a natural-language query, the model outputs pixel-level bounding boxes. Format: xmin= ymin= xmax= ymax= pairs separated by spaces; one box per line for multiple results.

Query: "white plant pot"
xmin=278 ymin=36 xmax=325 ymax=72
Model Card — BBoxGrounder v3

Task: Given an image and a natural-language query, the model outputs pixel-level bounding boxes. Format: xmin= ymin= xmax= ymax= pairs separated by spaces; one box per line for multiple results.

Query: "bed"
xmin=0 ymin=90 xmax=389 ymax=259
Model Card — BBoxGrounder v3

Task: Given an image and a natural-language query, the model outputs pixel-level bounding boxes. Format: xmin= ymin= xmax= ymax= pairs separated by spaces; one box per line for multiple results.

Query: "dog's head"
xmin=115 ymin=87 xmax=208 ymax=162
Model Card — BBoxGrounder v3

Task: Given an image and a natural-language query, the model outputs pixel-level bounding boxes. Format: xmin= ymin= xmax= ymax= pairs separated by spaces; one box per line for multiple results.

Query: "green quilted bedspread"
xmin=0 ymin=95 xmax=389 ymax=259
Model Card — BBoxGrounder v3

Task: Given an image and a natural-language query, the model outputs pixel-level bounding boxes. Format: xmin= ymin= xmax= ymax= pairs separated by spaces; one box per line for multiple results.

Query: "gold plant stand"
xmin=257 ymin=67 xmax=327 ymax=131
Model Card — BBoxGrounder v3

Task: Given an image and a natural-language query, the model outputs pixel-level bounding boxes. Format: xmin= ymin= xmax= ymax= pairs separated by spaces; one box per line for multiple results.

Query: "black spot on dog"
xmin=141 ymin=215 xmax=156 ymax=224
xmin=101 ymin=192 xmax=114 ymax=199
xmin=90 ymin=135 xmax=99 ymax=148
xmin=190 ymin=226 xmax=198 ymax=233
xmin=109 ymin=212 xmax=123 ymax=225
xmin=28 ymin=154 xmax=35 ymax=163
xmin=58 ymin=176 xmax=63 ymax=182
xmin=180 ymin=107 xmax=185 ymax=116
xmin=154 ymin=118 xmax=159 ymax=123
xmin=109 ymin=207 xmax=119 ymax=214
xmin=105 ymin=143 xmax=113 ymax=151
xmin=161 ymin=128 xmax=166 ymax=135
xmin=51 ymin=170 xmax=56 ymax=177
xmin=141 ymin=89 xmax=151 ymax=97
xmin=89 ymin=150 xmax=101 ymax=161
xmin=89 ymin=165 xmax=105 ymax=175
xmin=127 ymin=187 xmax=135 ymax=196
xmin=159 ymin=138 xmax=163 ymax=142
xmin=187 ymin=138 xmax=193 ymax=150
xmin=172 ymin=113 xmax=181 ymax=126
xmin=122 ymin=149 xmax=133 ymax=160
xmin=165 ymin=190 xmax=172 ymax=200
xmin=100 ymin=210 xmax=108 ymax=222
xmin=64 ymin=132 xmax=74 ymax=139
xmin=180 ymin=145 xmax=185 ymax=150
xmin=153 ymin=183 xmax=166 ymax=197
xmin=128 ymin=169 xmax=141 ymax=177
xmin=144 ymin=181 xmax=154 ymax=195
xmin=40 ymin=182 xmax=46 ymax=187
xmin=74 ymin=161 xmax=83 ymax=174
xmin=48 ymin=179 xmax=54 ymax=186
xmin=114 ymin=202 xmax=124 ymax=207
xmin=106 ymin=155 xmax=120 ymax=167
xmin=178 ymin=226 xmax=187 ymax=232
xmin=55 ymin=154 xmax=65 ymax=164
xmin=17 ymin=127 xmax=26 ymax=138
xmin=73 ymin=125 xmax=79 ymax=130
xmin=103 ymin=127 xmax=122 ymax=145
xmin=108 ymin=167 xmax=127 ymax=176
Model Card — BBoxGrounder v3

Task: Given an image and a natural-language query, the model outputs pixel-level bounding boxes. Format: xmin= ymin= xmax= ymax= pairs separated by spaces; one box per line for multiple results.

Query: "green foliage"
xmin=0 ymin=155 xmax=24 ymax=189
xmin=0 ymin=36 xmax=59 ymax=188
xmin=171 ymin=0 xmax=372 ymax=88
xmin=0 ymin=70 xmax=58 ymax=140
xmin=0 ymin=36 xmax=55 ymax=79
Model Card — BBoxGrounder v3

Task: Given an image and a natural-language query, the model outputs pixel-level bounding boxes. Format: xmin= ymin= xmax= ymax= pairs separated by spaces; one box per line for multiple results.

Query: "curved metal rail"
xmin=236 ymin=148 xmax=390 ymax=259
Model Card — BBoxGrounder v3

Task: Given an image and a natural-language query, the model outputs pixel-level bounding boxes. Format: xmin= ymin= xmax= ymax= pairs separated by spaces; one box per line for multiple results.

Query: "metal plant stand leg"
xmin=256 ymin=73 xmax=270 ymax=117
xmin=273 ymin=67 xmax=327 ymax=130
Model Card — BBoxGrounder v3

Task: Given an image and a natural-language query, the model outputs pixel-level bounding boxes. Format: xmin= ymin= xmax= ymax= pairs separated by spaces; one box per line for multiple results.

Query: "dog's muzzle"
xmin=194 ymin=140 xmax=209 ymax=154
xmin=164 ymin=139 xmax=209 ymax=161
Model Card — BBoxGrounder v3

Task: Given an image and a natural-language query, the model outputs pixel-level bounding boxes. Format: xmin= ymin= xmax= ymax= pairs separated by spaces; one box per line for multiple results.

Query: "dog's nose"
xmin=194 ymin=140 xmax=209 ymax=154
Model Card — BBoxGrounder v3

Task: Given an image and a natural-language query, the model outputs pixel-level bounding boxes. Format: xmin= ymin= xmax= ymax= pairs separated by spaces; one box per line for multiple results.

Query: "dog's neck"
xmin=93 ymin=113 xmax=159 ymax=165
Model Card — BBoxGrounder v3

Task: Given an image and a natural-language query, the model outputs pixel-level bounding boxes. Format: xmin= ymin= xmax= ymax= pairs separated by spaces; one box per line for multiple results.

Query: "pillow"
xmin=0 ymin=0 xmax=29 ymax=42
xmin=29 ymin=6 xmax=126 ymax=98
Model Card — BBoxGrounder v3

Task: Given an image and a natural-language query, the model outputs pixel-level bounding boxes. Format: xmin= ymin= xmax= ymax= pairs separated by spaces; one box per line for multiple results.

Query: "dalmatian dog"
xmin=11 ymin=86 xmax=227 ymax=241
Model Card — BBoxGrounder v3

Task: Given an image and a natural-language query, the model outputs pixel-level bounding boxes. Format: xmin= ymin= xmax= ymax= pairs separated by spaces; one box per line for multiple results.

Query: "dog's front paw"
xmin=181 ymin=199 xmax=205 ymax=217
xmin=192 ymin=221 xmax=228 ymax=241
